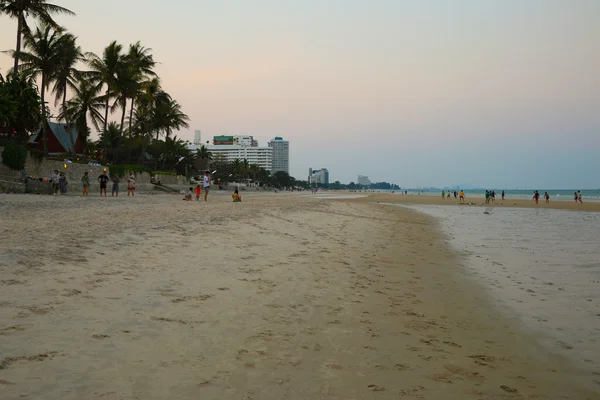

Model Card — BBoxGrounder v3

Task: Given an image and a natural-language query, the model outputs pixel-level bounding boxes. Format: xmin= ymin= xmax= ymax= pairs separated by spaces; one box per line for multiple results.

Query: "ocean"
xmin=395 ymin=189 xmax=600 ymax=202
xmin=401 ymin=204 xmax=600 ymax=375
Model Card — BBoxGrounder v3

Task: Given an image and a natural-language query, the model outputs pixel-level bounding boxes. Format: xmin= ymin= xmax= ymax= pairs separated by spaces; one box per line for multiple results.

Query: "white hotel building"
xmin=207 ymin=135 xmax=273 ymax=171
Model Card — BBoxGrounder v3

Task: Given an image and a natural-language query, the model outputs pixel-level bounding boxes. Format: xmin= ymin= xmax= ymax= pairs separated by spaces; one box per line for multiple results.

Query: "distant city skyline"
xmin=1 ymin=0 xmax=598 ymax=188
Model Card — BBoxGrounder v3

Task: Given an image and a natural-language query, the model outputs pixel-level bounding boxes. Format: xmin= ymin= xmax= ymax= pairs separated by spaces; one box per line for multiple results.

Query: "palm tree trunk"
xmin=13 ymin=13 xmax=23 ymax=74
xmin=41 ymin=77 xmax=48 ymax=155
xmin=63 ymin=89 xmax=76 ymax=158
xmin=127 ymin=98 xmax=135 ymax=163
xmin=102 ymin=88 xmax=110 ymax=163
xmin=117 ymin=99 xmax=127 ymax=163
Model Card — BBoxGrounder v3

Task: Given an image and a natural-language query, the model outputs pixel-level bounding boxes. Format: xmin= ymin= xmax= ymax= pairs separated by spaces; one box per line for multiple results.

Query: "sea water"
xmin=394 ymin=189 xmax=600 ymax=202
xmin=401 ymin=204 xmax=600 ymax=373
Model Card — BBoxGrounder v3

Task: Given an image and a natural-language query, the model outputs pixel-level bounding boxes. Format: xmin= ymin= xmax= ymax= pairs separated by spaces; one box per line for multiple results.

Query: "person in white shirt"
xmin=203 ymin=171 xmax=211 ymax=201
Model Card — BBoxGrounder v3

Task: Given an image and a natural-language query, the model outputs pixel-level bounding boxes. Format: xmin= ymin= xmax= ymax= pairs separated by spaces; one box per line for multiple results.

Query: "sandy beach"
xmin=0 ymin=192 xmax=598 ymax=399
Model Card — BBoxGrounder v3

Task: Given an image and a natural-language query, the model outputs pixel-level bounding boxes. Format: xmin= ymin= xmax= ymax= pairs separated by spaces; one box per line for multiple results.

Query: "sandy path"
xmin=0 ymin=193 xmax=597 ymax=399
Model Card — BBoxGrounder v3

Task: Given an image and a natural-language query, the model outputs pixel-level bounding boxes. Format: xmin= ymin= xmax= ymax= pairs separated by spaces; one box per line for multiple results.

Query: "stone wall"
xmin=0 ymin=146 xmax=158 ymax=193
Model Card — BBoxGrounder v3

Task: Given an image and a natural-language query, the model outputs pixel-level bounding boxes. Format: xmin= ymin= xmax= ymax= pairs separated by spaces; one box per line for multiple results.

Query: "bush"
xmin=1 ymin=140 xmax=27 ymax=171
xmin=107 ymin=164 xmax=152 ymax=177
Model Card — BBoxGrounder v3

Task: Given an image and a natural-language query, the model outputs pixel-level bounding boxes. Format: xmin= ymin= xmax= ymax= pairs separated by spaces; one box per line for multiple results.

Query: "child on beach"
xmin=51 ymin=170 xmax=60 ymax=195
xmin=459 ymin=190 xmax=465 ymax=203
xmin=127 ymin=175 xmax=136 ymax=196
xmin=232 ymin=189 xmax=242 ymax=202
xmin=195 ymin=184 xmax=201 ymax=201
xmin=111 ymin=173 xmax=121 ymax=197
xmin=82 ymin=172 xmax=90 ymax=196
xmin=183 ymin=187 xmax=193 ymax=201
xmin=578 ymin=191 xmax=582 ymax=203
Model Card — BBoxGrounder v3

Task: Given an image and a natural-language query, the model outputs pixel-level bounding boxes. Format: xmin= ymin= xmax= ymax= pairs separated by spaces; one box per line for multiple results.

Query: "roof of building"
xmin=30 ymin=122 xmax=79 ymax=152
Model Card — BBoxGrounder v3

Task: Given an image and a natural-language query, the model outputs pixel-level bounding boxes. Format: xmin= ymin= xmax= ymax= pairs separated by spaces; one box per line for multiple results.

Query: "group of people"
xmin=83 ymin=169 xmax=136 ymax=197
xmin=532 ymin=190 xmax=550 ymax=204
xmin=484 ymin=190 xmax=505 ymax=204
xmin=50 ymin=170 xmax=69 ymax=195
xmin=183 ymin=171 xmax=213 ymax=202
xmin=441 ymin=189 xmax=466 ymax=203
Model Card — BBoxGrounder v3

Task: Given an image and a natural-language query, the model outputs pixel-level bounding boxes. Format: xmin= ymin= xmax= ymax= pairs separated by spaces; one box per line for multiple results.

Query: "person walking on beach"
xmin=98 ymin=170 xmax=109 ymax=197
xmin=111 ymin=173 xmax=121 ymax=197
xmin=485 ymin=190 xmax=490 ymax=204
xmin=501 ymin=190 xmax=505 ymax=200
xmin=544 ymin=191 xmax=550 ymax=203
xmin=442 ymin=190 xmax=445 ymax=199
xmin=82 ymin=172 xmax=90 ymax=197
xmin=127 ymin=175 xmax=136 ymax=196
xmin=454 ymin=191 xmax=457 ymax=199
xmin=59 ymin=172 xmax=68 ymax=195
xmin=51 ymin=170 xmax=60 ymax=195
xmin=195 ymin=184 xmax=201 ymax=201
xmin=459 ymin=190 xmax=465 ymax=203
xmin=577 ymin=191 xmax=582 ymax=203
xmin=533 ymin=190 xmax=540 ymax=204
xmin=491 ymin=190 xmax=496 ymax=203
xmin=203 ymin=171 xmax=211 ymax=201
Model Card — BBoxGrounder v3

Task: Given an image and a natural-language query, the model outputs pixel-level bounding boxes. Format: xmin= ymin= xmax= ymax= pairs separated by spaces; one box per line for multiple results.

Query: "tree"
xmin=52 ymin=32 xmax=82 ymax=155
xmin=87 ymin=41 xmax=123 ymax=137
xmin=58 ymin=75 xmax=104 ymax=160
xmin=15 ymin=22 xmax=65 ymax=154
xmin=272 ymin=171 xmax=295 ymax=188
xmin=0 ymin=71 xmax=43 ymax=139
xmin=0 ymin=0 xmax=75 ymax=75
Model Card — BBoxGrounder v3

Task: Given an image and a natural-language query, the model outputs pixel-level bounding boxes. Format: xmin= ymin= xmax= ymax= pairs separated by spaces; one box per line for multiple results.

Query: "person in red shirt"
xmin=195 ymin=184 xmax=201 ymax=201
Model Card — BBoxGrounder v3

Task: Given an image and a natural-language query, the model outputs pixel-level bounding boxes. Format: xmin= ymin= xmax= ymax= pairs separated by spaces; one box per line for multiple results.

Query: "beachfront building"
xmin=268 ymin=137 xmax=289 ymax=174
xmin=29 ymin=121 xmax=85 ymax=155
xmin=309 ymin=168 xmax=329 ymax=185
xmin=357 ymin=175 xmax=371 ymax=186
xmin=193 ymin=130 xmax=202 ymax=145
xmin=208 ymin=135 xmax=273 ymax=171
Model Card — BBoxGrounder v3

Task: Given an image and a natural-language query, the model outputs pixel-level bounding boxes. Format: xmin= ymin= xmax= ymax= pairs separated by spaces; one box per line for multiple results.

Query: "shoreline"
xmin=1 ymin=194 xmax=597 ymax=398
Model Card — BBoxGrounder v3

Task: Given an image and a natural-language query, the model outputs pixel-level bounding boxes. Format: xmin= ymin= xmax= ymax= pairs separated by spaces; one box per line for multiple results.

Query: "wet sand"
xmin=0 ymin=193 xmax=598 ymax=399
xmin=350 ymin=192 xmax=600 ymax=212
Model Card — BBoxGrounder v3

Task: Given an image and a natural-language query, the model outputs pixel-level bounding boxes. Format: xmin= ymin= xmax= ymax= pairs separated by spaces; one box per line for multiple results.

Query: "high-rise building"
xmin=357 ymin=175 xmax=371 ymax=186
xmin=309 ymin=168 xmax=329 ymax=185
xmin=208 ymin=135 xmax=273 ymax=171
xmin=194 ymin=130 xmax=202 ymax=145
xmin=268 ymin=137 xmax=289 ymax=174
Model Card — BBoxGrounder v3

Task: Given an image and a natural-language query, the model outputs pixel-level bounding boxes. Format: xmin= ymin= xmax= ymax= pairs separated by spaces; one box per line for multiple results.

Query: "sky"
xmin=1 ymin=0 xmax=599 ymax=188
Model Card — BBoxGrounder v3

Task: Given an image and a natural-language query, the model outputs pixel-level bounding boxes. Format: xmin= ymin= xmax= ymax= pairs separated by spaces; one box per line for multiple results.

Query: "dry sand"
xmin=0 ymin=192 xmax=598 ymax=399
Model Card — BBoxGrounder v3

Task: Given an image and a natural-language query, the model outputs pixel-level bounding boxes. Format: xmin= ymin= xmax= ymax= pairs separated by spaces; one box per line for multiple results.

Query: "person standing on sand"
xmin=51 ymin=170 xmax=60 ymax=195
xmin=485 ymin=190 xmax=490 ymax=204
xmin=59 ymin=172 xmax=68 ymax=195
xmin=533 ymin=190 xmax=540 ymax=204
xmin=442 ymin=190 xmax=445 ymax=199
xmin=81 ymin=172 xmax=90 ymax=196
xmin=459 ymin=190 xmax=465 ymax=203
xmin=111 ymin=173 xmax=121 ymax=197
xmin=98 ymin=170 xmax=109 ymax=197
xmin=454 ymin=191 xmax=457 ymax=199
xmin=491 ymin=190 xmax=495 ymax=203
xmin=544 ymin=191 xmax=550 ymax=203
xmin=195 ymin=184 xmax=201 ymax=201
xmin=501 ymin=190 xmax=505 ymax=200
xmin=578 ymin=191 xmax=582 ymax=203
xmin=127 ymin=175 xmax=136 ymax=196
xmin=203 ymin=171 xmax=211 ymax=201
xmin=574 ymin=191 xmax=578 ymax=202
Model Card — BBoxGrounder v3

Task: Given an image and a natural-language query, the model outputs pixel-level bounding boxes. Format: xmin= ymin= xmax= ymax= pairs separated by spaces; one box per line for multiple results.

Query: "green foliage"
xmin=107 ymin=163 xmax=152 ymax=178
xmin=1 ymin=140 xmax=28 ymax=170
xmin=0 ymin=72 xmax=43 ymax=137
xmin=152 ymin=170 xmax=176 ymax=176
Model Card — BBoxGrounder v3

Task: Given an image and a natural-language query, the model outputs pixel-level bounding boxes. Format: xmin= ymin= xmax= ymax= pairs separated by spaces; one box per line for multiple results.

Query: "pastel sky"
xmin=1 ymin=0 xmax=599 ymax=188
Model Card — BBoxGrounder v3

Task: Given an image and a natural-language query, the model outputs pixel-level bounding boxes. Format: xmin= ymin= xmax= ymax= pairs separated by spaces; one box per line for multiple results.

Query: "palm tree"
xmin=16 ymin=22 xmax=64 ymax=154
xmin=87 ymin=41 xmax=123 ymax=137
xmin=52 ymin=32 xmax=82 ymax=155
xmin=125 ymin=42 xmax=156 ymax=133
xmin=154 ymin=97 xmax=189 ymax=139
xmin=0 ymin=0 xmax=75 ymax=74
xmin=0 ymin=70 xmax=43 ymax=139
xmin=58 ymin=75 xmax=104 ymax=160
